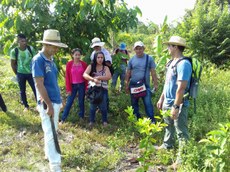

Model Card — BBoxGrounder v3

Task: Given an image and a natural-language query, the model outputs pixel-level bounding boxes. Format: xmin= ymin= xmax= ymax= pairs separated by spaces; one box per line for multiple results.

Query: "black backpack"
xmin=166 ymin=57 xmax=202 ymax=113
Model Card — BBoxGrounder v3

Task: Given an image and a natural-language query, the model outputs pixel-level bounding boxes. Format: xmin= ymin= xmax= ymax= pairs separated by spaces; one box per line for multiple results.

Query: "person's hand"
xmin=67 ymin=91 xmax=71 ymax=96
xmin=125 ymin=85 xmax=129 ymax=94
xmin=60 ymin=101 xmax=65 ymax=112
xmin=93 ymin=78 xmax=101 ymax=84
xmin=171 ymin=107 xmax=179 ymax=120
xmin=156 ymin=99 xmax=163 ymax=110
xmin=46 ymin=104 xmax=54 ymax=117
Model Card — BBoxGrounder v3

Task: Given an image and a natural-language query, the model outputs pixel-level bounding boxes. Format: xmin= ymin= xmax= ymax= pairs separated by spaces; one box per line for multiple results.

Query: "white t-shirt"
xmin=90 ymin=47 xmax=112 ymax=63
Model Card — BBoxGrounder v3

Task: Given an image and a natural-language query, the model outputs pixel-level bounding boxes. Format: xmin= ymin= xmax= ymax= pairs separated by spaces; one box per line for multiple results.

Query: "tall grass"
xmin=0 ymin=55 xmax=229 ymax=171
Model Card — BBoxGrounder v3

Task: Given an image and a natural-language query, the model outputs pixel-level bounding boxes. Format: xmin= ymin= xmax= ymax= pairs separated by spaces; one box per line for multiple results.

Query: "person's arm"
xmin=65 ymin=62 xmax=72 ymax=95
xmin=171 ymin=80 xmax=187 ymax=119
xmin=11 ymin=59 xmax=17 ymax=75
xmin=150 ymin=68 xmax=158 ymax=91
xmin=34 ymin=77 xmax=54 ymax=117
xmin=125 ymin=69 xmax=131 ymax=93
xmin=157 ymin=92 xmax=164 ymax=110
xmin=83 ymin=65 xmax=100 ymax=84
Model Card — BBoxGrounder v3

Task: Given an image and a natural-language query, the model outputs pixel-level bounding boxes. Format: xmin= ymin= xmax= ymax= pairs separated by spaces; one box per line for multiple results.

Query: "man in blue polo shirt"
xmin=32 ymin=29 xmax=68 ymax=172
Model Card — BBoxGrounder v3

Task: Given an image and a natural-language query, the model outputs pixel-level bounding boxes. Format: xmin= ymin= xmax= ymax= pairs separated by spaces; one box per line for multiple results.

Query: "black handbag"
xmin=87 ymin=84 xmax=104 ymax=104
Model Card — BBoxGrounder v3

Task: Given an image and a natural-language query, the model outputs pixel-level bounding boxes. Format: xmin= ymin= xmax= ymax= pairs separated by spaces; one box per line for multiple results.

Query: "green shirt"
xmin=10 ymin=46 xmax=36 ymax=74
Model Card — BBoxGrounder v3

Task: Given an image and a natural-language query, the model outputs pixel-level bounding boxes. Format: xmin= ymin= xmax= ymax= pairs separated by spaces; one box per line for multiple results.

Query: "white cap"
xmin=133 ymin=41 xmax=144 ymax=49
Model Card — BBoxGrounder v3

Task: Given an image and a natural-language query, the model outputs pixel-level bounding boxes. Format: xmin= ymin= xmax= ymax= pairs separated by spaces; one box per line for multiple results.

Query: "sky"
xmin=125 ymin=0 xmax=196 ymax=25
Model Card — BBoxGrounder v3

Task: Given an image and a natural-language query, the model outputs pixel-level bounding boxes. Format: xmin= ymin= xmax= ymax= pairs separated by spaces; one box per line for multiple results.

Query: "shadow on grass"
xmin=0 ymin=111 xmax=41 ymax=133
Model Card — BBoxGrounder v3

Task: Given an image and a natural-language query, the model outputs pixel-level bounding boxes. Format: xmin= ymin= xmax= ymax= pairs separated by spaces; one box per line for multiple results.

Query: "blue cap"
xmin=119 ymin=42 xmax=126 ymax=50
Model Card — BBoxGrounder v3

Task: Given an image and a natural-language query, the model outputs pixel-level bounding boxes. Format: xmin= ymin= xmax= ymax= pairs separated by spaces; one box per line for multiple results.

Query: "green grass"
xmin=0 ymin=55 xmax=230 ymax=171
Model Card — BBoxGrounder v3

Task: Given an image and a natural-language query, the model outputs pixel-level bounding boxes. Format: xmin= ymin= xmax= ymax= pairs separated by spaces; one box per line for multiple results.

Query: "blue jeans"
xmin=17 ymin=73 xmax=37 ymax=108
xmin=89 ymin=89 xmax=108 ymax=123
xmin=111 ymin=64 xmax=126 ymax=90
xmin=61 ymin=83 xmax=85 ymax=121
xmin=130 ymin=88 xmax=155 ymax=123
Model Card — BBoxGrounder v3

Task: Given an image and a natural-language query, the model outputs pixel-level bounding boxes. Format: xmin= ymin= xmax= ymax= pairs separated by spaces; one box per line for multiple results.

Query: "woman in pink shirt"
xmin=60 ymin=48 xmax=88 ymax=123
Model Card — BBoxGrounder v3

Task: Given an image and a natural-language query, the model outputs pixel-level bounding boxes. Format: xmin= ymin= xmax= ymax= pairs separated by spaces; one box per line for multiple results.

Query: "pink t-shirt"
xmin=71 ymin=63 xmax=85 ymax=84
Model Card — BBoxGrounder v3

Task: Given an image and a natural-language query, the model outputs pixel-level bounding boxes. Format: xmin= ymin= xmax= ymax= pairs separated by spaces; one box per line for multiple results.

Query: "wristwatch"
xmin=172 ymin=104 xmax=180 ymax=110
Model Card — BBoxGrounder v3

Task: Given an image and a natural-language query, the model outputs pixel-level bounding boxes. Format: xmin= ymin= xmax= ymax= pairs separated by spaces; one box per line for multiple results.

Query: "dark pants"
xmin=0 ymin=93 xmax=7 ymax=112
xmin=90 ymin=89 xmax=108 ymax=123
xmin=61 ymin=83 xmax=85 ymax=122
xmin=17 ymin=73 xmax=37 ymax=108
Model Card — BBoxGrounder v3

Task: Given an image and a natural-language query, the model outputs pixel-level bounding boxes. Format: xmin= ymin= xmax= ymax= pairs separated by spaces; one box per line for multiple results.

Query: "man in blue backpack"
xmin=156 ymin=36 xmax=192 ymax=169
xmin=10 ymin=34 xmax=37 ymax=111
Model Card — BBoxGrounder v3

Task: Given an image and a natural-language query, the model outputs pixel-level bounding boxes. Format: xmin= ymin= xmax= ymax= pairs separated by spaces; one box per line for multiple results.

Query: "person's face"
xmin=120 ymin=50 xmax=126 ymax=54
xmin=18 ymin=38 xmax=27 ymax=49
xmin=134 ymin=46 xmax=145 ymax=57
xmin=167 ymin=44 xmax=177 ymax=56
xmin=72 ymin=51 xmax=81 ymax=61
xmin=96 ymin=54 xmax=104 ymax=65
xmin=93 ymin=46 xmax=101 ymax=52
xmin=45 ymin=44 xmax=59 ymax=57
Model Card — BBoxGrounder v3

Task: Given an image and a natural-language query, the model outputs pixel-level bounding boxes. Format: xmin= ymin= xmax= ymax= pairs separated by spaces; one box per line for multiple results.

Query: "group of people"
xmin=3 ymin=28 xmax=192 ymax=171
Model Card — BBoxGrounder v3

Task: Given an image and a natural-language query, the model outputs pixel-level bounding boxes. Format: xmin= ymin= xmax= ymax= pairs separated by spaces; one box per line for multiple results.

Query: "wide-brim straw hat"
xmin=90 ymin=37 xmax=105 ymax=48
xmin=36 ymin=29 xmax=68 ymax=48
xmin=163 ymin=36 xmax=187 ymax=48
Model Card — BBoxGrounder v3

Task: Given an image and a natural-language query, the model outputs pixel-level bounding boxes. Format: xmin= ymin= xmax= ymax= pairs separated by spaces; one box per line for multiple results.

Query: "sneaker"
xmin=50 ymin=164 xmax=61 ymax=172
xmin=154 ymin=144 xmax=172 ymax=150
xmin=59 ymin=120 xmax=64 ymax=125
xmin=89 ymin=122 xmax=94 ymax=128
xmin=103 ymin=122 xmax=108 ymax=127
xmin=168 ymin=162 xmax=180 ymax=170
xmin=23 ymin=107 xmax=29 ymax=112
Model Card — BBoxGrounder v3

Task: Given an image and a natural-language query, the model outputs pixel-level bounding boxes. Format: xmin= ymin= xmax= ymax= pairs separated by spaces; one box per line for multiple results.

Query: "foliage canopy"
xmin=0 ymin=0 xmax=141 ymax=55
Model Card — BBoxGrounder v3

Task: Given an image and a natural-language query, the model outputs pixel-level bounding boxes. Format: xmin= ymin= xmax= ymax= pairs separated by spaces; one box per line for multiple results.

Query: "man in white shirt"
xmin=90 ymin=37 xmax=112 ymax=67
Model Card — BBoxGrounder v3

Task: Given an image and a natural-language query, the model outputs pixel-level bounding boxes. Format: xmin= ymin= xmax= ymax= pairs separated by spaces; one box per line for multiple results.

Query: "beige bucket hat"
xmin=90 ymin=37 xmax=105 ymax=48
xmin=163 ymin=36 xmax=187 ymax=48
xmin=36 ymin=29 xmax=68 ymax=48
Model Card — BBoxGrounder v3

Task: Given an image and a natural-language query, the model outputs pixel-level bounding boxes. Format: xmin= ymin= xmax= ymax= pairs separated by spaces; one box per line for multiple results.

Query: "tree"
xmin=175 ymin=0 xmax=230 ymax=65
xmin=0 ymin=0 xmax=141 ymax=56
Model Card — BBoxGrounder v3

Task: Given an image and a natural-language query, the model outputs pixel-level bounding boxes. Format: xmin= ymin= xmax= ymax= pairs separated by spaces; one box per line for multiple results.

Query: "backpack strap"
xmin=27 ymin=45 xmax=33 ymax=57
xmin=170 ymin=57 xmax=192 ymax=100
xmin=143 ymin=54 xmax=149 ymax=82
xmin=15 ymin=45 xmax=33 ymax=62
xmin=14 ymin=47 xmax=19 ymax=62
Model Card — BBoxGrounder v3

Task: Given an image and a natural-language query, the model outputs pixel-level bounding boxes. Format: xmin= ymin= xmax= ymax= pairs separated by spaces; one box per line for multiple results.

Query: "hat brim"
xmin=163 ymin=41 xmax=187 ymax=48
xmin=90 ymin=42 xmax=105 ymax=48
xmin=36 ymin=41 xmax=68 ymax=48
xmin=133 ymin=45 xmax=144 ymax=50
